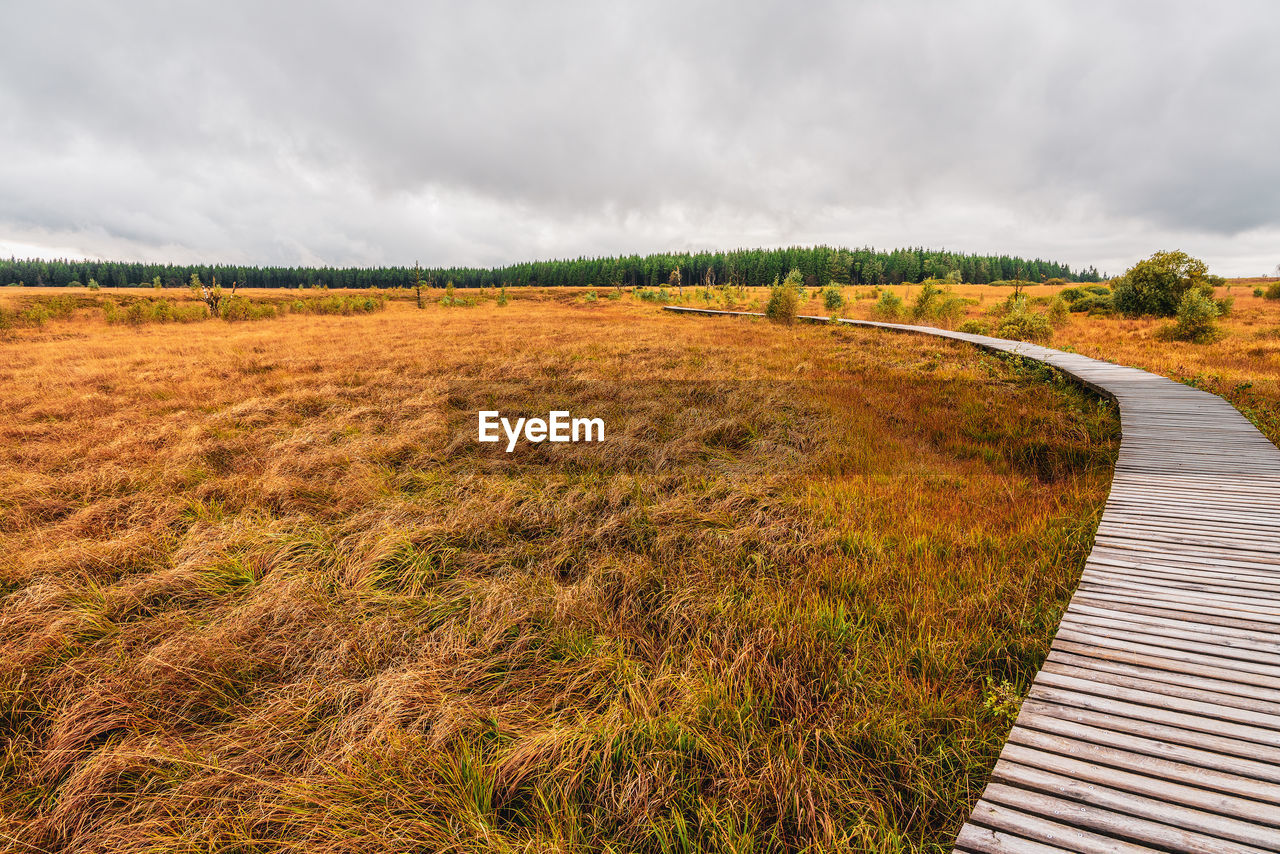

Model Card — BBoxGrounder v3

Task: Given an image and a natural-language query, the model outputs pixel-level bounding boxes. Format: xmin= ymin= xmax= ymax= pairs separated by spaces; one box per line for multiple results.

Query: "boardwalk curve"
xmin=665 ymin=306 xmax=1280 ymax=853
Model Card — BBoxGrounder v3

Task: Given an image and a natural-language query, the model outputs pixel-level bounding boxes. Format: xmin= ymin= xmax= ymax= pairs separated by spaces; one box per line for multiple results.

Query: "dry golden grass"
xmin=777 ymin=279 xmax=1280 ymax=446
xmin=0 ymin=290 xmax=1117 ymax=853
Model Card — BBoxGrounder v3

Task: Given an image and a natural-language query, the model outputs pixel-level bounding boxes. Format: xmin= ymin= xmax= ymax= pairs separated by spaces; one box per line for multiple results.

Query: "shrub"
xmin=1068 ymin=293 xmax=1113 ymax=315
xmin=104 ymin=298 xmax=208 ymax=325
xmin=220 ymin=296 xmax=278 ymax=321
xmin=1047 ymin=296 xmax=1070 ymax=328
xmin=584 ymin=290 xmax=597 ymax=302
xmin=765 ymin=282 xmax=799 ymax=323
xmin=910 ymin=281 xmax=944 ymax=320
xmin=938 ymin=296 xmax=966 ymax=325
xmin=1113 ymin=250 xmax=1213 ymax=316
xmin=295 ymin=294 xmax=387 ymax=316
xmin=992 ymin=296 xmax=1053 ymax=342
xmin=988 ymin=292 xmax=1020 ymax=317
xmin=1162 ymin=288 xmax=1221 ymax=343
xmin=1266 ymin=282 xmax=1280 ymax=301
xmin=1059 ymin=284 xmax=1111 ymax=312
xmin=498 ymin=286 xmax=509 ymax=306
xmin=995 ymin=310 xmax=1053 ymax=343
xmin=87 ymin=278 xmax=100 ymax=291
xmin=959 ymin=319 xmax=991 ymax=335
xmin=871 ymin=290 xmax=904 ymax=320
xmin=782 ymin=267 xmax=805 ymax=301
xmin=822 ymin=285 xmax=845 ymax=310
xmin=1215 ymin=296 xmax=1234 ymax=317
xmin=1255 ymin=288 xmax=1265 ymax=298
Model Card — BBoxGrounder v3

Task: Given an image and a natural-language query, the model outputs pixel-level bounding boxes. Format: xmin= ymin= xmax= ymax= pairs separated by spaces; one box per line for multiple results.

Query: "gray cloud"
xmin=2 ymin=0 xmax=1278 ymax=275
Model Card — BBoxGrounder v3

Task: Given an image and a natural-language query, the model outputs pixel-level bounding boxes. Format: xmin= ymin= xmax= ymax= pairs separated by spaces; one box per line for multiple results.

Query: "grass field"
xmin=803 ymin=279 xmax=1280 ymax=446
xmin=0 ymin=290 xmax=1120 ymax=852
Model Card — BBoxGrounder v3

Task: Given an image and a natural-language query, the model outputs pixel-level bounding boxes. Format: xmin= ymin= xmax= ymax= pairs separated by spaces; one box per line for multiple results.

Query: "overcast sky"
xmin=2 ymin=1 xmax=1278 ymax=276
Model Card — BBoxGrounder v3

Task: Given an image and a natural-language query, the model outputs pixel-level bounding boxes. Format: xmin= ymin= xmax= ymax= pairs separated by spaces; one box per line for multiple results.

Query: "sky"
xmin=2 ymin=1 xmax=1278 ymax=277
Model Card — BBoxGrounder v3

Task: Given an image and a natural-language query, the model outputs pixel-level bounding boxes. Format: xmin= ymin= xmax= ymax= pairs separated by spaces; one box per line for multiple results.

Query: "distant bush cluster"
xmin=1057 ymin=284 xmax=1114 ymax=315
xmin=865 ymin=279 xmax=971 ymax=327
xmin=288 ymin=294 xmax=387 ymax=317
xmin=103 ymin=298 xmax=208 ymax=325
xmin=101 ymin=293 xmax=387 ymax=326
xmin=0 ymin=294 xmax=79 ymax=329
xmin=633 ymin=287 xmax=673 ymax=303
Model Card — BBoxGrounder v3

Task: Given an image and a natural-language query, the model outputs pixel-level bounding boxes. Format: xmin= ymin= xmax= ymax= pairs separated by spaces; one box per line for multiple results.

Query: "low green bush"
xmin=995 ymin=310 xmax=1053 ymax=342
xmin=105 ymin=298 xmax=209 ymax=325
xmin=871 ymin=290 xmax=904 ymax=320
xmin=220 ymin=296 xmax=280 ymax=321
xmin=765 ymin=282 xmax=798 ymax=323
xmin=1047 ymin=296 xmax=1070 ymax=328
xmin=295 ymin=294 xmax=386 ymax=315
xmin=990 ymin=295 xmax=1054 ymax=342
xmin=1159 ymin=288 xmax=1222 ymax=343
xmin=822 ymin=285 xmax=845 ymax=310
xmin=1068 ymin=293 xmax=1113 ymax=315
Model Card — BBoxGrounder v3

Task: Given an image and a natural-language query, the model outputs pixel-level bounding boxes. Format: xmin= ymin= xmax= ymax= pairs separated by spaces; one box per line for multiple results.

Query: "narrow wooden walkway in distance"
xmin=665 ymin=306 xmax=1280 ymax=853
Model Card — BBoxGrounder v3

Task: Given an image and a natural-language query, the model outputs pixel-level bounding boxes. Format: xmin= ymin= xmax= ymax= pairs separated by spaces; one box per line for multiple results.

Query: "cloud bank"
xmin=2 ymin=1 xmax=1278 ymax=275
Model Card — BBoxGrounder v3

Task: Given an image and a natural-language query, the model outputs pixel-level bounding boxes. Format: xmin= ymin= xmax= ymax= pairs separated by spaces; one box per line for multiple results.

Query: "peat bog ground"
xmin=0 ymin=294 xmax=1119 ymax=852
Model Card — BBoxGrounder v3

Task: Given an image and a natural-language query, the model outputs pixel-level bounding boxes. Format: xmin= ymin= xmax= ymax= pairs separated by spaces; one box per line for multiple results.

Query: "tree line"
xmin=0 ymin=246 xmax=1102 ymax=291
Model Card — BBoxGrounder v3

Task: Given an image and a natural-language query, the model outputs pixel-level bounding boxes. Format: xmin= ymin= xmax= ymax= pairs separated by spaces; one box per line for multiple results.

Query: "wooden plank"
xmin=1017 ymin=709 xmax=1280 ymax=784
xmin=962 ymin=800 xmax=1164 ymax=854
xmin=1063 ymin=604 xmax=1280 ymax=649
xmin=982 ymin=782 xmax=1273 ymax=854
xmin=1050 ymin=638 xmax=1280 ymax=695
xmin=1068 ymin=593 xmax=1280 ymax=635
xmin=1006 ymin=726 xmax=1280 ymax=804
xmin=1055 ymin=618 xmax=1280 ymax=673
xmin=1051 ymin=626 xmax=1280 ymax=685
xmin=1032 ymin=670 xmax=1280 ymax=734
xmin=1045 ymin=653 xmax=1280 ymax=713
xmin=993 ymin=758 xmax=1280 ymax=849
xmin=1019 ymin=698 xmax=1280 ymax=766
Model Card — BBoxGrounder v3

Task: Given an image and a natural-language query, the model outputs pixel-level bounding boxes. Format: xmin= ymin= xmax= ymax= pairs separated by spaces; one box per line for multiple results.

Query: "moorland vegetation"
xmin=0 ymin=294 xmax=1118 ymax=852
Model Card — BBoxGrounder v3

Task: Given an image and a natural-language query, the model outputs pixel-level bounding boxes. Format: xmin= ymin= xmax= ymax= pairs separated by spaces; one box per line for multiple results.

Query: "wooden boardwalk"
xmin=665 ymin=306 xmax=1280 ymax=853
